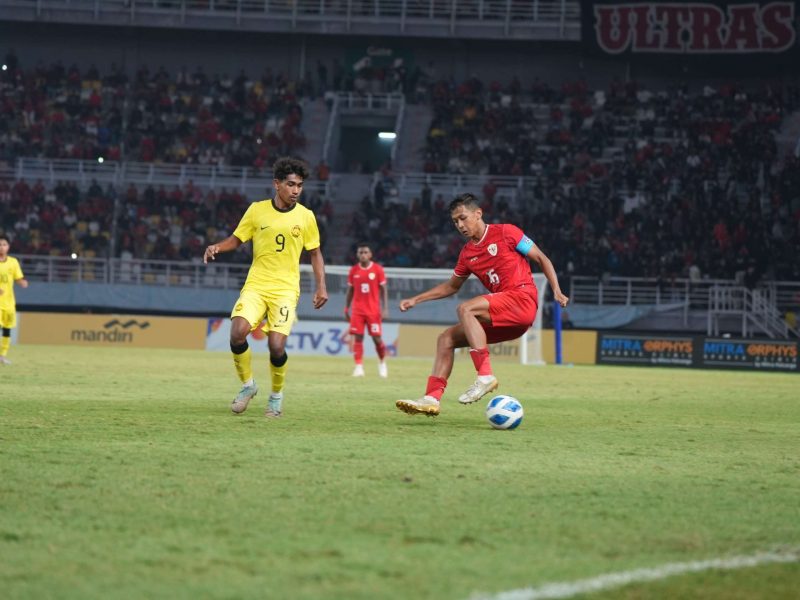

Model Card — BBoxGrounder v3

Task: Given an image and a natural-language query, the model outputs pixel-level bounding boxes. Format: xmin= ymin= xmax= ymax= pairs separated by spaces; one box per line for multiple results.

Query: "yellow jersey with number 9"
xmin=0 ymin=256 xmax=24 ymax=310
xmin=233 ymin=199 xmax=321 ymax=296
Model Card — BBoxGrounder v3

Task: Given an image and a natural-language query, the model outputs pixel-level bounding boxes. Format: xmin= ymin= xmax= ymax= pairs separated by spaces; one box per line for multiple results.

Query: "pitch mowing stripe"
xmin=471 ymin=547 xmax=800 ymax=600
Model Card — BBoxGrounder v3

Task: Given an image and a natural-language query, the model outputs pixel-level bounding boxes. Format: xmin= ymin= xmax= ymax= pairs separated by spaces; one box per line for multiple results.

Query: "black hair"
xmin=448 ymin=193 xmax=481 ymax=212
xmin=0 ymin=234 xmax=9 ymax=243
xmin=273 ymin=157 xmax=310 ymax=181
xmin=356 ymin=242 xmax=372 ymax=252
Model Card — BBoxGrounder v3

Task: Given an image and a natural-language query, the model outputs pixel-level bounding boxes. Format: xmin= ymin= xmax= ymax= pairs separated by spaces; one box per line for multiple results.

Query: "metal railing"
xmin=12 ymin=157 xmax=332 ymax=196
xmin=569 ymin=276 xmax=800 ymax=310
xmin=20 ymin=254 xmax=800 ymax=306
xmin=394 ymin=172 xmax=524 ymax=205
xmin=569 ymin=275 xmax=800 ymax=337
xmin=336 ymin=92 xmax=405 ymax=112
xmin=0 ymin=0 xmax=581 ymax=40
xmin=17 ymin=255 xmax=799 ymax=336
xmin=708 ymin=286 xmax=790 ymax=339
xmin=17 ymin=254 xmax=487 ymax=297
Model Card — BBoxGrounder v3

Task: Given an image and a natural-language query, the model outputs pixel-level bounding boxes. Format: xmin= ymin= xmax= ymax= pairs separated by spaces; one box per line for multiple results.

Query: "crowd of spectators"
xmin=0 ymin=179 xmax=332 ymax=264
xmin=0 ymin=50 xmax=308 ymax=169
xmin=353 ymin=78 xmax=800 ymax=281
xmin=2 ymin=47 xmax=799 ymax=283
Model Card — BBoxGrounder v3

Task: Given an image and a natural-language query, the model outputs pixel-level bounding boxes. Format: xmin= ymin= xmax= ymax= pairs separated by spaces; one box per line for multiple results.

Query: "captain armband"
xmin=515 ymin=235 xmax=534 ymax=256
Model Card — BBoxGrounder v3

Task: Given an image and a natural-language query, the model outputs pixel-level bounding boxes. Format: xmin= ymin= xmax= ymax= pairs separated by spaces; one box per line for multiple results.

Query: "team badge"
xmin=488 ymin=243 xmax=498 ymax=256
xmin=291 ymin=225 xmax=301 ymax=238
xmin=368 ymin=272 xmax=376 ymax=280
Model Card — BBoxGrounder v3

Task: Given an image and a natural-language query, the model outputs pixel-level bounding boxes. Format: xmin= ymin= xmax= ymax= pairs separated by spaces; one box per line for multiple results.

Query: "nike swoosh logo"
xmin=261 ymin=225 xmax=270 ymax=230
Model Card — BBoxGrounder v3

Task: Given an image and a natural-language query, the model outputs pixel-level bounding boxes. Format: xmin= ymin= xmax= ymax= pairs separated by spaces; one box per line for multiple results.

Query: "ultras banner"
xmin=581 ymin=1 xmax=798 ymax=55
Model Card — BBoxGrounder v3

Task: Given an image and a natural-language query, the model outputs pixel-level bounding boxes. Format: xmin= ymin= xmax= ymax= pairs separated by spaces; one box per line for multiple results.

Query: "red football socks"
xmin=376 ymin=342 xmax=387 ymax=360
xmin=469 ymin=347 xmax=493 ymax=376
xmin=353 ymin=340 xmax=364 ymax=364
xmin=425 ymin=376 xmax=447 ymax=401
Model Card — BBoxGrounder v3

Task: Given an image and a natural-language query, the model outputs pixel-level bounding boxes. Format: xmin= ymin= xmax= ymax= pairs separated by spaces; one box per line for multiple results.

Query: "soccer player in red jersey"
xmin=396 ymin=193 xmax=569 ymax=416
xmin=344 ymin=243 xmax=389 ymax=378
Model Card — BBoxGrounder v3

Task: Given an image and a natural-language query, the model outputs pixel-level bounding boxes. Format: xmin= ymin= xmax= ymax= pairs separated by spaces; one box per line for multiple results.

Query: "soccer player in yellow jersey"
xmin=203 ymin=158 xmax=328 ymax=417
xmin=0 ymin=235 xmax=29 ymax=365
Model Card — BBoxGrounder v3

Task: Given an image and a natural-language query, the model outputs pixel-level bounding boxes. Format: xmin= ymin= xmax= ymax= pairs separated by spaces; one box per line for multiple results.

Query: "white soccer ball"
xmin=485 ymin=395 xmax=524 ymax=430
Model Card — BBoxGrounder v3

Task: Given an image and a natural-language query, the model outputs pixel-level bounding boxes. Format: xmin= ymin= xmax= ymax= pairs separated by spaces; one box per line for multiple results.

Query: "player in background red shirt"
xmin=344 ymin=243 xmax=389 ymax=378
xmin=396 ymin=194 xmax=569 ymax=416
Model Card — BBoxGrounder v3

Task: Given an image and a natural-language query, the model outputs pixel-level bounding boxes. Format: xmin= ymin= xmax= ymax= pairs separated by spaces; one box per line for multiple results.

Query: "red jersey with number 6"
xmin=453 ymin=224 xmax=537 ymax=296
xmin=348 ymin=262 xmax=386 ymax=315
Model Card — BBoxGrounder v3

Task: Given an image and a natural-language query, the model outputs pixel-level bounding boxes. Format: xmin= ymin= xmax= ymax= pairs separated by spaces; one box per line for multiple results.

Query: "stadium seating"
xmin=1 ymin=54 xmax=798 ymax=281
xmin=0 ymin=59 xmax=307 ymax=169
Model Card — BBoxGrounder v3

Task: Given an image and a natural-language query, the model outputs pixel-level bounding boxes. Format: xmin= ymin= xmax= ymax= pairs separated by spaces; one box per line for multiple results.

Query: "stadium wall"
xmin=1 ymin=22 xmax=625 ymax=86
xmin=4 ymin=21 xmax=789 ymax=87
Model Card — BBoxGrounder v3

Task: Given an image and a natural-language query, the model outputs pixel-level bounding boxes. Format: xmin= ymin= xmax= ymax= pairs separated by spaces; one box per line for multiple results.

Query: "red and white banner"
xmin=582 ymin=1 xmax=797 ymax=54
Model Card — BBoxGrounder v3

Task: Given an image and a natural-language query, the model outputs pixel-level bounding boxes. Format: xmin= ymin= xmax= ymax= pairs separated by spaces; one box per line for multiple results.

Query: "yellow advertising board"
xmin=541 ymin=330 xmax=598 ymax=365
xmin=19 ymin=313 xmax=207 ymax=350
xmin=397 ymin=324 xmax=598 ymax=365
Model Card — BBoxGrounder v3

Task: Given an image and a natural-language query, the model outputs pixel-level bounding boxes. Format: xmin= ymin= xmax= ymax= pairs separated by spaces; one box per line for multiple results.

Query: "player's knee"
xmin=229 ymin=321 xmax=250 ymax=345
xmin=436 ymin=330 xmax=455 ymax=350
xmin=230 ymin=330 xmax=248 ymax=346
xmin=1 ymin=328 xmax=10 ymax=338
xmin=268 ymin=337 xmax=287 ymax=356
xmin=456 ymin=302 xmax=474 ymax=320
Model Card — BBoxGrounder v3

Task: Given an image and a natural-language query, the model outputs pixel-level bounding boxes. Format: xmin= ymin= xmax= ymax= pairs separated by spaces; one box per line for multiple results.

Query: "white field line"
xmin=470 ymin=547 xmax=800 ymax=600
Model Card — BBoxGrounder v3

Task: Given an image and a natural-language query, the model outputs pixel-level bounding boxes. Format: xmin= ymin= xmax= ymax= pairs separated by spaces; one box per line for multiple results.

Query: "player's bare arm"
xmin=308 ymin=247 xmax=328 ymax=309
xmin=203 ymin=235 xmax=243 ymax=264
xmin=344 ymin=285 xmax=353 ymax=320
xmin=527 ymin=244 xmax=569 ymax=307
xmin=399 ymin=276 xmax=466 ymax=312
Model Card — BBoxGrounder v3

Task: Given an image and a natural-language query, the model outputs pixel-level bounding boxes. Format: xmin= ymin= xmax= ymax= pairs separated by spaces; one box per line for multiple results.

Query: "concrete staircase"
xmin=325 ymin=173 xmax=375 ymax=265
xmin=775 ymin=110 xmax=800 ymax=162
xmin=393 ymin=102 xmax=433 ymax=171
xmin=301 ymin=98 xmax=333 ymax=167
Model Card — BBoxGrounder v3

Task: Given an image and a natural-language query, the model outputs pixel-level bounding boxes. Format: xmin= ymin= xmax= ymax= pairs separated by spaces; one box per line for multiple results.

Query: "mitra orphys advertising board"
xmin=19 ymin=313 xmax=207 ymax=349
xmin=596 ymin=333 xmax=695 ymax=367
xmin=700 ymin=338 xmax=798 ymax=371
xmin=596 ymin=332 xmax=798 ymax=372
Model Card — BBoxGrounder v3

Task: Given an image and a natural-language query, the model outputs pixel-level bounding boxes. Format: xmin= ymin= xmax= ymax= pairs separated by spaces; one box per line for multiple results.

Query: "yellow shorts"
xmin=0 ymin=306 xmax=16 ymax=329
xmin=231 ymin=289 xmax=298 ymax=337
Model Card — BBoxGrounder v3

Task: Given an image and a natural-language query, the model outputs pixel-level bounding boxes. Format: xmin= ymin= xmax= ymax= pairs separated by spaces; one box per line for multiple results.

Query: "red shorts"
xmin=481 ymin=287 xmax=539 ymax=344
xmin=349 ymin=312 xmax=383 ymax=337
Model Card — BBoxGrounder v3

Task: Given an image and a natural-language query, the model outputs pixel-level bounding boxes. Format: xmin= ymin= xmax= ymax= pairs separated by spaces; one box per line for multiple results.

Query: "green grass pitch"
xmin=1 ymin=345 xmax=799 ymax=599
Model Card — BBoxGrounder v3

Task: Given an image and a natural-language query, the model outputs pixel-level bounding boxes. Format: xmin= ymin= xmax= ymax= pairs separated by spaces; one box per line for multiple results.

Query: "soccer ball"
xmin=485 ymin=395 xmax=524 ymax=430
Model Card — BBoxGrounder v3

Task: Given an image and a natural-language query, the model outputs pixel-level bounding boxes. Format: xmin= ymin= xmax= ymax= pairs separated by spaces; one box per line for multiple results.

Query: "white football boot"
xmin=457 ymin=376 xmax=499 ymax=405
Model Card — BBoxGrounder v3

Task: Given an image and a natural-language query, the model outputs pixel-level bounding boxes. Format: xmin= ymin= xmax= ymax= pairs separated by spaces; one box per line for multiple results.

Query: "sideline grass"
xmin=1 ymin=345 xmax=799 ymax=599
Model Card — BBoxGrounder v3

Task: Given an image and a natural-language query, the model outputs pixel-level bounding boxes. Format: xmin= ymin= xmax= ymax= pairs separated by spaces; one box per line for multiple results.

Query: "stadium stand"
xmin=0 ymin=53 xmax=798 ymax=285
xmin=0 ymin=53 xmax=308 ymax=168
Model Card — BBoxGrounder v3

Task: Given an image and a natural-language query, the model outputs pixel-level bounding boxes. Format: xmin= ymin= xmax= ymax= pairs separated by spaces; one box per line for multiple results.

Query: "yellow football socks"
xmin=0 ymin=337 xmax=9 ymax=358
xmin=270 ymin=353 xmax=288 ymax=393
xmin=232 ymin=347 xmax=253 ymax=384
